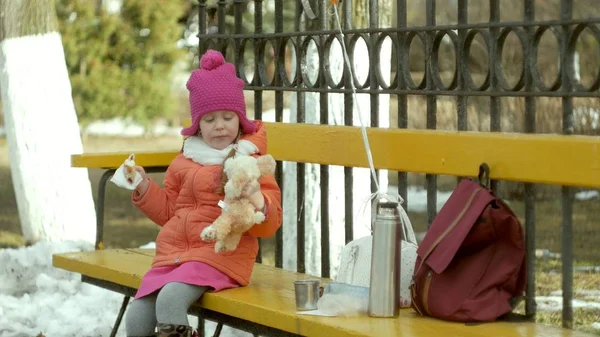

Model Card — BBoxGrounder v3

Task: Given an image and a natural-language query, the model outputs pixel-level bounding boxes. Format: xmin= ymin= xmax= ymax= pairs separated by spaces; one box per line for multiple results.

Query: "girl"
xmin=125 ymin=50 xmax=283 ymax=337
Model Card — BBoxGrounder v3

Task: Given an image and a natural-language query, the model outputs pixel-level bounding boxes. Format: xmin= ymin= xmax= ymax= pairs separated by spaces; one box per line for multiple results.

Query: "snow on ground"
xmin=0 ymin=241 xmax=251 ymax=337
xmin=575 ymin=190 xmax=600 ymax=201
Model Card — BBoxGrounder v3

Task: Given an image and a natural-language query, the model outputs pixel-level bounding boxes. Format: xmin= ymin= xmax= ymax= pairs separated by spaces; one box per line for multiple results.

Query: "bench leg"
xmin=96 ymin=169 xmax=116 ymax=250
xmin=209 ymin=322 xmax=258 ymax=337
xmin=212 ymin=322 xmax=223 ymax=337
xmin=110 ymin=295 xmax=130 ymax=337
xmin=196 ymin=317 xmax=204 ymax=337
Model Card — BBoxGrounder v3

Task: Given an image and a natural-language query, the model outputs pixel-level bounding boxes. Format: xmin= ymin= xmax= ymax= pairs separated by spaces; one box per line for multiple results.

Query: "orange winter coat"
xmin=132 ymin=121 xmax=282 ymax=286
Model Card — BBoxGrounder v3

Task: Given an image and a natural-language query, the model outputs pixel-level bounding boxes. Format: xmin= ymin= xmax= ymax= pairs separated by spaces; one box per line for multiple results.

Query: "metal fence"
xmin=195 ymin=0 xmax=600 ymax=329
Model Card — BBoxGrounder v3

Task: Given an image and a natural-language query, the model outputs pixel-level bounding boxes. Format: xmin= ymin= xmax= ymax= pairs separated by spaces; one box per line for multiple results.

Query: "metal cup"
xmin=294 ymin=280 xmax=320 ymax=311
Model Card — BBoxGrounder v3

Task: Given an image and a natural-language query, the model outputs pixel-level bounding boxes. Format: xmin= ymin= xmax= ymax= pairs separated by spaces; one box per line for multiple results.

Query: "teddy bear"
xmin=200 ymin=154 xmax=277 ymax=253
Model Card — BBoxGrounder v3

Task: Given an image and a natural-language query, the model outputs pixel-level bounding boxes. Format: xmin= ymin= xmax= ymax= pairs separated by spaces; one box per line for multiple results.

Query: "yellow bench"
xmin=52 ymin=249 xmax=597 ymax=337
xmin=53 ymin=121 xmax=600 ymax=337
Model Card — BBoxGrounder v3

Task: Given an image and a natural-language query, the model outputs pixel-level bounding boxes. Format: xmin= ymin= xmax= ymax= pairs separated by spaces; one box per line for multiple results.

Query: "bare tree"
xmin=0 ymin=0 xmax=96 ymax=244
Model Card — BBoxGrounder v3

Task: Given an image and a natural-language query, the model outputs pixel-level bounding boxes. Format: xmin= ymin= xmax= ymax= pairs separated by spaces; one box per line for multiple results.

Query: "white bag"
xmin=335 ymin=198 xmax=418 ymax=308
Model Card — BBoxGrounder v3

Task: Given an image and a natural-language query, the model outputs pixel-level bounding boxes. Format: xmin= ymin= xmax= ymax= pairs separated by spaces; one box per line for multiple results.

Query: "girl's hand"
xmin=242 ymin=181 xmax=265 ymax=211
xmin=133 ymin=166 xmax=150 ymax=196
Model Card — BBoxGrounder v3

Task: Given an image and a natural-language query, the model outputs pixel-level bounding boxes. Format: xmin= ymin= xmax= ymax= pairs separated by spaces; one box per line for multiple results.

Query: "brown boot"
xmin=156 ymin=323 xmax=196 ymax=337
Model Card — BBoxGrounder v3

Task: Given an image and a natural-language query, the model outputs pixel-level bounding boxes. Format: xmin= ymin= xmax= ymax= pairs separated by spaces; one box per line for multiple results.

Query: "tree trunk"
xmin=283 ymin=1 xmax=391 ymax=277
xmin=0 ymin=0 xmax=97 ymax=244
xmin=376 ymin=0 xmax=392 ymax=193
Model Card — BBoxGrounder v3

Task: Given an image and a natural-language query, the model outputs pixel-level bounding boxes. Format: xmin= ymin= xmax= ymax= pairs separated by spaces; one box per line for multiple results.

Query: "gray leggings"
xmin=125 ymin=282 xmax=207 ymax=336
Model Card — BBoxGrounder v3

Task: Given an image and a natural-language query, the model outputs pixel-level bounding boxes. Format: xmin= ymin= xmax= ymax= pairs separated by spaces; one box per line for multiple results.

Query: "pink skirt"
xmin=134 ymin=261 xmax=241 ymax=299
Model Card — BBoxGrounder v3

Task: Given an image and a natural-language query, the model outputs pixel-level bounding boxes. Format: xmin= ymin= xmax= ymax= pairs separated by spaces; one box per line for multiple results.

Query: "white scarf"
xmin=182 ymin=136 xmax=259 ymax=165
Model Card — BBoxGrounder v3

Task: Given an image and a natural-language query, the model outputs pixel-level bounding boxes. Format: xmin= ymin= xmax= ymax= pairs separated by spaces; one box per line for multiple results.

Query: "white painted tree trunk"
xmin=0 ymin=33 xmax=97 ymax=244
xmin=283 ymin=25 xmax=392 ymax=278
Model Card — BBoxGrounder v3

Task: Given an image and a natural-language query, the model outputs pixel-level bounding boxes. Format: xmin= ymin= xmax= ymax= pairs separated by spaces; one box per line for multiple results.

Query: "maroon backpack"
xmin=410 ymin=164 xmax=527 ymax=322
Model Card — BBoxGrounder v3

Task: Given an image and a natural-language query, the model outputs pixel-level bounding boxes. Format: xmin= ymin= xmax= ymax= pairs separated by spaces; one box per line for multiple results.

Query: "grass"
xmin=0 ymin=136 xmax=599 ymax=335
xmin=522 ymin=258 xmax=600 ymax=335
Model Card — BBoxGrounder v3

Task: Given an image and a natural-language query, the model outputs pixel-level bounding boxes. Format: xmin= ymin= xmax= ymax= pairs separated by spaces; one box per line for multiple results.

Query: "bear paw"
xmin=254 ymin=212 xmax=266 ymax=224
xmin=214 ymin=240 xmax=231 ymax=253
xmin=201 ymin=227 xmax=218 ymax=242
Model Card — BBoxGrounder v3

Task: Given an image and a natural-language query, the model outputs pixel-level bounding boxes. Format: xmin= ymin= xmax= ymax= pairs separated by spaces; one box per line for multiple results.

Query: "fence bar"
xmin=561 ymin=184 xmax=574 ymax=328
xmin=319 ymin=0 xmax=331 ymax=278
xmin=396 ymin=0 xmax=408 ymax=204
xmin=254 ymin=0 xmax=264 ymax=121
xmin=217 ymin=0 xmax=227 ymax=51
xmin=560 ymin=0 xmax=574 ymax=329
xmin=369 ymin=0 xmax=380 ymax=194
xmin=489 ymin=0 xmax=500 ymax=194
xmin=488 ymin=0 xmax=501 ymax=133
xmin=295 ymin=0 xmax=306 ymax=273
xmin=197 ymin=1 xmax=207 ymax=53
xmin=523 ymin=0 xmax=537 ymax=319
xmin=343 ymin=0 xmax=354 ymax=244
xmin=425 ymin=0 xmax=437 ymax=227
xmin=234 ymin=1 xmax=244 ymax=57
xmin=274 ymin=0 xmax=284 ymax=269
xmin=456 ymin=0 xmax=468 ymax=132
xmin=455 ymin=0 xmax=468 ymax=186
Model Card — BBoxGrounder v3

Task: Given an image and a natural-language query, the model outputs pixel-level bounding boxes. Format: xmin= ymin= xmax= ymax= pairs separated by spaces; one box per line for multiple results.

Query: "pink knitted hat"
xmin=181 ymin=50 xmax=256 ymax=137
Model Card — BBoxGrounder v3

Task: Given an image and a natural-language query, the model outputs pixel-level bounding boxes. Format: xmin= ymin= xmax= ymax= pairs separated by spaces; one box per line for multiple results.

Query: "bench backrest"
xmin=267 ymin=122 xmax=600 ymax=188
xmin=72 ymin=121 xmax=600 ymax=188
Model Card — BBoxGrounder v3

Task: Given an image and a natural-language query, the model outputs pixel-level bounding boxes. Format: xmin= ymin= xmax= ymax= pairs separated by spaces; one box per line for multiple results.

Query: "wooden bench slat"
xmin=268 ymin=123 xmax=600 ymax=188
xmin=72 ymin=122 xmax=600 ymax=188
xmin=52 ymin=250 xmax=596 ymax=337
xmin=71 ymin=152 xmax=175 ymax=170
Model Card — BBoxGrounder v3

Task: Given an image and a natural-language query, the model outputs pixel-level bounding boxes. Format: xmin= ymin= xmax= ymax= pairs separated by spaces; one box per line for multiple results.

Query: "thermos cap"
xmin=378 ymin=201 xmax=398 ymax=208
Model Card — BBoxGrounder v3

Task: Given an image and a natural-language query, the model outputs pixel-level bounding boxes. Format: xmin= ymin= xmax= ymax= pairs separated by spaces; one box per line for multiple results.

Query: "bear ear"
xmin=257 ymin=155 xmax=276 ymax=176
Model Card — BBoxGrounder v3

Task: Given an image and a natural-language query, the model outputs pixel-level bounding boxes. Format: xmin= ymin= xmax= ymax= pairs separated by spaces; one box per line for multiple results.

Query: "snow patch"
xmin=0 ymin=241 xmax=252 ymax=337
xmin=575 ymin=190 xmax=600 ymax=201
xmin=535 ymin=296 xmax=600 ymax=312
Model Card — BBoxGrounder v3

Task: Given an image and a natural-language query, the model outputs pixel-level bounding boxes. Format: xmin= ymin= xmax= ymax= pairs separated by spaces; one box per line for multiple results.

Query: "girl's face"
xmin=198 ymin=110 xmax=240 ymax=150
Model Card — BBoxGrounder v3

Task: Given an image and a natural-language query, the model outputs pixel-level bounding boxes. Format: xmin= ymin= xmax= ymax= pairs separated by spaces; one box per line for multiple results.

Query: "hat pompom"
xmin=200 ymin=50 xmax=225 ymax=70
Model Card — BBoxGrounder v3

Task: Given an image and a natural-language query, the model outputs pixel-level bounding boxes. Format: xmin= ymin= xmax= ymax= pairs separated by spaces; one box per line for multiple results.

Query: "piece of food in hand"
xmin=124 ymin=154 xmax=136 ymax=183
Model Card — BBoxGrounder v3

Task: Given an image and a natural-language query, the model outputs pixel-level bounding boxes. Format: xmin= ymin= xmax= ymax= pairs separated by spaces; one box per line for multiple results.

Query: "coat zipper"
xmin=174 ymin=211 xmax=190 ymax=264
xmin=175 ymin=169 xmax=199 ymax=264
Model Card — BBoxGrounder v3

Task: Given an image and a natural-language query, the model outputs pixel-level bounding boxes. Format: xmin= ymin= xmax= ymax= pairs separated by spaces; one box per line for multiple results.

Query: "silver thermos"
xmin=368 ymin=200 xmax=402 ymax=317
